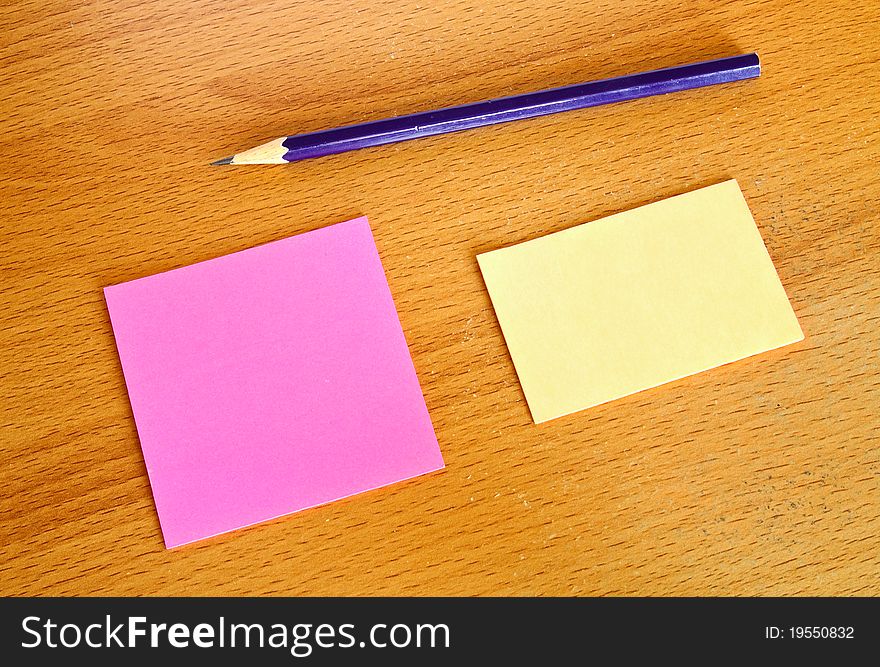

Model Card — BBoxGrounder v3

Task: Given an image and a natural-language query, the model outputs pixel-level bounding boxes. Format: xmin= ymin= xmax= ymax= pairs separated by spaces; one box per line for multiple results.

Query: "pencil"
xmin=213 ymin=53 xmax=760 ymax=165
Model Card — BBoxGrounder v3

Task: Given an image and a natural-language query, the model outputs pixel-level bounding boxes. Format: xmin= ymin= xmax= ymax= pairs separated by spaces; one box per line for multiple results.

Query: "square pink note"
xmin=105 ymin=217 xmax=444 ymax=548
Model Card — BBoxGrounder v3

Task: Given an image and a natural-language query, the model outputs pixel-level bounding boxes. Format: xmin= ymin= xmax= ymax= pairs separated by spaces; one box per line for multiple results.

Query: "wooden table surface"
xmin=1 ymin=0 xmax=878 ymax=596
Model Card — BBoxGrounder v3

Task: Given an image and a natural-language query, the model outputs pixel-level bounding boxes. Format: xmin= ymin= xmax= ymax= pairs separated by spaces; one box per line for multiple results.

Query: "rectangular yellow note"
xmin=477 ymin=180 xmax=804 ymax=423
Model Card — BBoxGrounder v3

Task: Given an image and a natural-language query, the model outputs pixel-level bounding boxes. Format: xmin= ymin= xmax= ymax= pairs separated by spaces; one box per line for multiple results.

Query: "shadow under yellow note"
xmin=477 ymin=180 xmax=804 ymax=423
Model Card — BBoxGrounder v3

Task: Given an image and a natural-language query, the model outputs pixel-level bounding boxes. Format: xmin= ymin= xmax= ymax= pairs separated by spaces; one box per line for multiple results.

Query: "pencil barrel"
xmin=280 ymin=53 xmax=760 ymax=162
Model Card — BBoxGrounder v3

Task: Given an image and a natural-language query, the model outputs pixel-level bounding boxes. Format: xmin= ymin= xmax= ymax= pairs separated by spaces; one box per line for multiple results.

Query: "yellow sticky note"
xmin=477 ymin=180 xmax=804 ymax=423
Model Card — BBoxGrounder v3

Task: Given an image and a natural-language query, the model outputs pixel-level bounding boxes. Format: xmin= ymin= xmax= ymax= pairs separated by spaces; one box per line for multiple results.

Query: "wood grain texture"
xmin=1 ymin=0 xmax=877 ymax=596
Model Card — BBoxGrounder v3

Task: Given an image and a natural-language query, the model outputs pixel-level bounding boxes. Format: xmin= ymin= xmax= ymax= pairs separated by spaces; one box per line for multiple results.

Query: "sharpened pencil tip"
xmin=211 ymin=156 xmax=234 ymax=166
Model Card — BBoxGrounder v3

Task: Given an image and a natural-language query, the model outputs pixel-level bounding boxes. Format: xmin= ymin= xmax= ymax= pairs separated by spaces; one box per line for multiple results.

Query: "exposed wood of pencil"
xmin=213 ymin=138 xmax=288 ymax=165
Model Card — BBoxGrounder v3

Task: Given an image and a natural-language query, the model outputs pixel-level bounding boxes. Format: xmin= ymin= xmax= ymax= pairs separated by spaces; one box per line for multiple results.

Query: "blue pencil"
xmin=213 ymin=53 xmax=760 ymax=165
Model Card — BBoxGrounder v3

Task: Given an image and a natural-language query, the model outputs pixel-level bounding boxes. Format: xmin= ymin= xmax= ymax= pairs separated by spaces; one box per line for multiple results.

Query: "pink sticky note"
xmin=105 ymin=217 xmax=444 ymax=548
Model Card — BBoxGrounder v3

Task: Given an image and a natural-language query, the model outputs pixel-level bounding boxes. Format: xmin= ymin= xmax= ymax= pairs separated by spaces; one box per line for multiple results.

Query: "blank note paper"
xmin=477 ymin=180 xmax=804 ymax=423
xmin=105 ymin=217 xmax=444 ymax=547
